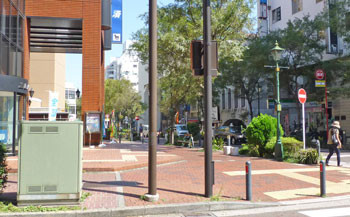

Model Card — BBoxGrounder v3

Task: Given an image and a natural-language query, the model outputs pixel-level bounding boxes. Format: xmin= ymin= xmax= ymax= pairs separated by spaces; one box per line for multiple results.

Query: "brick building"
xmin=0 ymin=0 xmax=112 ymax=152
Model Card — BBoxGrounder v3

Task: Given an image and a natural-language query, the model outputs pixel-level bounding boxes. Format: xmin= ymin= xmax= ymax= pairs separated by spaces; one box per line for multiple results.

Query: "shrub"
xmin=245 ymin=114 xmax=284 ymax=157
xmin=238 ymin=144 xmax=260 ymax=157
xmin=212 ymin=138 xmax=224 ymax=151
xmin=0 ymin=143 xmax=8 ymax=193
xmin=187 ymin=122 xmax=200 ymax=138
xmin=266 ymin=137 xmax=303 ymax=158
xmin=296 ymin=148 xmax=319 ymax=164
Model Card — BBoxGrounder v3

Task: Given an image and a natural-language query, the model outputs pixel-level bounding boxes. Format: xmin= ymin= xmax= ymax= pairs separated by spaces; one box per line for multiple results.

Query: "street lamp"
xmin=271 ymin=41 xmax=284 ymax=161
xmin=28 ymin=88 xmax=34 ymax=106
xmin=76 ymin=89 xmax=80 ymax=99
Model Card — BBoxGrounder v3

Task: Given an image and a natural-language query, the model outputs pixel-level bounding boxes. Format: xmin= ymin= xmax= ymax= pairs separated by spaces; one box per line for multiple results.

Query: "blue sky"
xmin=66 ymin=0 xmax=175 ymax=91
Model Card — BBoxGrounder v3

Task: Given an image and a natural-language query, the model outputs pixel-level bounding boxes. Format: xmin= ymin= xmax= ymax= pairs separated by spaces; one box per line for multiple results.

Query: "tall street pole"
xmin=145 ymin=0 xmax=159 ymax=202
xmin=203 ymin=0 xmax=213 ymax=198
xmin=275 ymin=62 xmax=284 ymax=161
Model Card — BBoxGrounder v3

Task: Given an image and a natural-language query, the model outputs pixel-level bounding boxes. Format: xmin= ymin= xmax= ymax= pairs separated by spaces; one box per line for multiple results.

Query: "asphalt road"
xmin=141 ymin=196 xmax=350 ymax=217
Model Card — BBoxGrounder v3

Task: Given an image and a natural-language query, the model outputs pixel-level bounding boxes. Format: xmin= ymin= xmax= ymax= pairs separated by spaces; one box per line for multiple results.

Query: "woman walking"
xmin=326 ymin=121 xmax=342 ymax=166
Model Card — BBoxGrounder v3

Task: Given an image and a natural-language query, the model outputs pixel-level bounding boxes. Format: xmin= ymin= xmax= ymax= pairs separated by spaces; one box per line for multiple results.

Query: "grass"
xmin=80 ymin=191 xmax=92 ymax=202
xmin=0 ymin=202 xmax=82 ymax=213
xmin=140 ymin=195 xmax=146 ymax=201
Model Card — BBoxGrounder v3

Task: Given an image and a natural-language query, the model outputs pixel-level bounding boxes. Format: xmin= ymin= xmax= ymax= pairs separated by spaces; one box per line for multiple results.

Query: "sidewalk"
xmin=2 ymin=139 xmax=350 ymax=213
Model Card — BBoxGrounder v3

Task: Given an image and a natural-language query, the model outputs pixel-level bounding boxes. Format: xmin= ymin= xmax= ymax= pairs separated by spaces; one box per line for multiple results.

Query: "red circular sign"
xmin=315 ymin=69 xmax=324 ymax=80
xmin=135 ymin=116 xmax=139 ymax=121
xmin=298 ymin=88 xmax=307 ymax=104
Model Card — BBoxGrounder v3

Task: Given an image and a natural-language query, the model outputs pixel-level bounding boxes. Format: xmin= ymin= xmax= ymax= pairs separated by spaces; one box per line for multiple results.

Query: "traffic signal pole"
xmin=203 ymin=0 xmax=213 ymax=198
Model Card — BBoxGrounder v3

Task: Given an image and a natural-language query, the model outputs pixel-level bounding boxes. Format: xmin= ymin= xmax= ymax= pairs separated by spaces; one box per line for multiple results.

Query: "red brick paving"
xmin=2 ymin=140 xmax=350 ymax=209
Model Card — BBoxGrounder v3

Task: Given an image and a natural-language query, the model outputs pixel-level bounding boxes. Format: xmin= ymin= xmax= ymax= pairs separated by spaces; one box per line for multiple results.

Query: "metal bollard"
xmin=246 ymin=161 xmax=252 ymax=201
xmin=320 ymin=160 xmax=326 ymax=197
xmin=227 ymin=135 xmax=231 ymax=146
xmin=316 ymin=142 xmax=321 ymax=158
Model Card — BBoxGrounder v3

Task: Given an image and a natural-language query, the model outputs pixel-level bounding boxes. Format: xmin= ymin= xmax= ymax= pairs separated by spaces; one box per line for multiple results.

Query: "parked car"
xmin=214 ymin=125 xmax=246 ymax=145
xmin=175 ymin=124 xmax=190 ymax=137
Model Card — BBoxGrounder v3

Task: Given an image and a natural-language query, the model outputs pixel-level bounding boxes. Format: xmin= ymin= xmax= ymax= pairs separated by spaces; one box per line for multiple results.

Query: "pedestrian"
xmin=139 ymin=124 xmax=143 ymax=137
xmin=326 ymin=121 xmax=342 ymax=166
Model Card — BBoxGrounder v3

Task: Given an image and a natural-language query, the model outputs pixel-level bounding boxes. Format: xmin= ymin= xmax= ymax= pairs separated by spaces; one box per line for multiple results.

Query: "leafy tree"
xmin=104 ymin=79 xmax=146 ymax=127
xmin=214 ymin=35 xmax=273 ymax=120
xmin=132 ymin=0 xmax=255 ymax=128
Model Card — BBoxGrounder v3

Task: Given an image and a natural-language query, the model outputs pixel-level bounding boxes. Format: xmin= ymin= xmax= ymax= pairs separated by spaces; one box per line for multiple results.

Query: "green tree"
xmin=104 ymin=79 xmax=147 ymax=128
xmin=132 ymin=0 xmax=254 ymax=127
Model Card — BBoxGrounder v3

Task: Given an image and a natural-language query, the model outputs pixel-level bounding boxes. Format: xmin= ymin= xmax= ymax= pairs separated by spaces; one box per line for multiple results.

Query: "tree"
xmin=214 ymin=35 xmax=273 ymax=120
xmin=104 ymin=79 xmax=146 ymax=127
xmin=132 ymin=0 xmax=255 ymax=127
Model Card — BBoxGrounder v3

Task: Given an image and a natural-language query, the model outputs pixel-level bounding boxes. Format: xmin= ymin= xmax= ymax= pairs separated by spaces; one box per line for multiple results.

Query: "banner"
xmin=112 ymin=0 xmax=122 ymax=43
xmin=48 ymin=91 xmax=59 ymax=121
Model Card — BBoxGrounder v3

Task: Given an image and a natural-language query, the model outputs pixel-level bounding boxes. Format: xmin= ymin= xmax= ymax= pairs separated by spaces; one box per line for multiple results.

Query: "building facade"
xmin=257 ymin=0 xmax=350 ymax=138
xmin=0 ymin=0 xmax=27 ymax=154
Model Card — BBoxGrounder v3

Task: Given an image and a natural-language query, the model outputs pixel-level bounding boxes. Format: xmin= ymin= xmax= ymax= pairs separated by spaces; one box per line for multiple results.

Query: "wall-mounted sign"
xmin=112 ymin=0 xmax=122 ymax=43
xmin=85 ymin=112 xmax=101 ymax=133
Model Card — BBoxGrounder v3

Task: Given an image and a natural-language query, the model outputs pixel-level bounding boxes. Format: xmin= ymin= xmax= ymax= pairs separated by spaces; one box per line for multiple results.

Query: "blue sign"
xmin=112 ymin=0 xmax=122 ymax=44
xmin=0 ymin=130 xmax=8 ymax=144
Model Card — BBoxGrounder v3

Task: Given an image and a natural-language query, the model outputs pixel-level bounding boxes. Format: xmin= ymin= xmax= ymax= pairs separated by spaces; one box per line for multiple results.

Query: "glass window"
xmin=221 ymin=90 xmax=225 ymax=110
xmin=292 ymin=0 xmax=302 ymax=14
xmin=65 ymin=90 xmax=69 ymax=99
xmin=241 ymin=88 xmax=246 ymax=108
xmin=10 ymin=5 xmax=17 ymax=43
xmin=234 ymin=90 xmax=238 ymax=108
xmin=68 ymin=106 xmax=76 ymax=114
xmin=16 ymin=50 xmax=22 ymax=77
xmin=272 ymin=7 xmax=281 ymax=23
xmin=1 ymin=38 xmax=9 ymax=75
xmin=9 ymin=44 xmax=16 ymax=76
xmin=18 ymin=16 xmax=23 ymax=48
xmin=0 ymin=92 xmax=14 ymax=148
xmin=69 ymin=91 xmax=75 ymax=99
xmin=228 ymin=89 xmax=231 ymax=110
xmin=1 ymin=0 xmax=10 ymax=37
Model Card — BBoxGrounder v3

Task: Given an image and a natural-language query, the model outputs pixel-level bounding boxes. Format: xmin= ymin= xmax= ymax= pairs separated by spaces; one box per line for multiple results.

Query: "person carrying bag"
xmin=326 ymin=121 xmax=342 ymax=166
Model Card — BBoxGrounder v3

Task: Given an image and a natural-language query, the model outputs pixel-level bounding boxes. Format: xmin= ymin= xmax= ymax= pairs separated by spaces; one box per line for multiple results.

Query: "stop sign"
xmin=298 ymin=88 xmax=307 ymax=104
xmin=315 ymin=69 xmax=324 ymax=80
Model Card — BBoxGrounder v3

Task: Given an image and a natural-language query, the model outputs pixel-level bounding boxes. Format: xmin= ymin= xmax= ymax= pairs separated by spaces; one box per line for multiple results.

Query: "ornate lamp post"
xmin=271 ymin=41 xmax=285 ymax=161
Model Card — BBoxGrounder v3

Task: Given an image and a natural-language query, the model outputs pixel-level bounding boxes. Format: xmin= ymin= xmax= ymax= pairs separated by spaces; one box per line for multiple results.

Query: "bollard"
xmin=157 ymin=133 xmax=160 ymax=145
xmin=320 ymin=160 xmax=326 ymax=197
xmin=246 ymin=161 xmax=252 ymax=201
xmin=227 ymin=135 xmax=231 ymax=146
xmin=316 ymin=142 xmax=321 ymax=158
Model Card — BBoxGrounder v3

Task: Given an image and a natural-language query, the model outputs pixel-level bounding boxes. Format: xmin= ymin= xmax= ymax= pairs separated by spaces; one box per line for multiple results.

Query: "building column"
xmin=82 ymin=1 xmax=103 ymax=145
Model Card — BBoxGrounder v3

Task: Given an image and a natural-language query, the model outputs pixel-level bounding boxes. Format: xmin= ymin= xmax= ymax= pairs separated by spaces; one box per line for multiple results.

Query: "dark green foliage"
xmin=296 ymin=148 xmax=319 ymax=164
xmin=266 ymin=137 xmax=303 ymax=158
xmin=244 ymin=114 xmax=283 ymax=157
xmin=187 ymin=122 xmax=200 ymax=138
xmin=0 ymin=144 xmax=7 ymax=193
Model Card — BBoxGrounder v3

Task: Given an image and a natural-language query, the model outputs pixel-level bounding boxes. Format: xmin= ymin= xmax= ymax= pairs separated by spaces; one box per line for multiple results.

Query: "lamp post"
xmin=76 ymin=89 xmax=80 ymax=119
xmin=257 ymin=84 xmax=261 ymax=116
xmin=271 ymin=41 xmax=284 ymax=161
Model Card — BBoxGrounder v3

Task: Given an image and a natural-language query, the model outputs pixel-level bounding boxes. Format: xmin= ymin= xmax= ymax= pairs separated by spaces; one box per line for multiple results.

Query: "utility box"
xmin=18 ymin=121 xmax=83 ymax=205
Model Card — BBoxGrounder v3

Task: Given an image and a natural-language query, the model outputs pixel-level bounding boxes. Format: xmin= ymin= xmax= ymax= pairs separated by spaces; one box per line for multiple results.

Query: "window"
xmin=1 ymin=0 xmax=10 ymax=37
xmin=228 ymin=89 xmax=231 ymax=110
xmin=234 ymin=90 xmax=238 ymax=109
xmin=10 ymin=5 xmax=17 ymax=44
xmin=341 ymin=115 xmax=346 ymax=120
xmin=16 ymin=50 xmax=22 ymax=77
xmin=9 ymin=45 xmax=16 ymax=76
xmin=69 ymin=91 xmax=75 ymax=99
xmin=65 ymin=90 xmax=68 ymax=99
xmin=316 ymin=0 xmax=322 ymax=3
xmin=346 ymin=12 xmax=350 ymax=31
xmin=68 ymin=106 xmax=76 ymax=115
xmin=241 ymin=88 xmax=246 ymax=108
xmin=292 ymin=0 xmax=302 ymax=14
xmin=133 ymin=64 xmax=137 ymax=68
xmin=1 ymin=38 xmax=9 ymax=75
xmin=272 ymin=7 xmax=281 ymax=23
xmin=221 ymin=90 xmax=225 ymax=110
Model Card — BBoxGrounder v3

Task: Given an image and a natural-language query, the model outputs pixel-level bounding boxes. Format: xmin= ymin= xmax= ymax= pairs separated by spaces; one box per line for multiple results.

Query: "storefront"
xmin=0 ymin=0 xmax=26 ymax=154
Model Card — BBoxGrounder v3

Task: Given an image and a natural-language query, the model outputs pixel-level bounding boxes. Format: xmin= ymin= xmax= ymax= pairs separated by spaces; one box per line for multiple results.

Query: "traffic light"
xmin=190 ymin=40 xmax=218 ymax=76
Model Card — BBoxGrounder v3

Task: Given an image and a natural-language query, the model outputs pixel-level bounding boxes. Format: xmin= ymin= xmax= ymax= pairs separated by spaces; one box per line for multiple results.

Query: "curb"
xmin=0 ymin=195 xmax=349 ymax=216
xmin=0 ymin=201 xmax=278 ymax=217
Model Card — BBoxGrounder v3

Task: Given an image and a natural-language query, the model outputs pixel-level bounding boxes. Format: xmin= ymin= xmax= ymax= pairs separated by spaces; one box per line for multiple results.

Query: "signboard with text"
xmin=112 ymin=0 xmax=122 ymax=43
xmin=48 ymin=91 xmax=59 ymax=121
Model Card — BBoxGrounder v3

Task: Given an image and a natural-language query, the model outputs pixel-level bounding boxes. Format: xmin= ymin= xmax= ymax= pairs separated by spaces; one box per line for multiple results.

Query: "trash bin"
xmin=18 ymin=121 xmax=83 ymax=205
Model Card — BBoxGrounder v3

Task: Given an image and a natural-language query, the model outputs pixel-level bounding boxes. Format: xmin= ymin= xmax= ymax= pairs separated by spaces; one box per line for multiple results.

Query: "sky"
xmin=66 ymin=0 xmax=175 ymax=91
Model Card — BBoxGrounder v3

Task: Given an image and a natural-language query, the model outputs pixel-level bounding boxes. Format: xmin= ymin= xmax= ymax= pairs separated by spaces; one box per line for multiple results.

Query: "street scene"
xmin=0 ymin=0 xmax=350 ymax=216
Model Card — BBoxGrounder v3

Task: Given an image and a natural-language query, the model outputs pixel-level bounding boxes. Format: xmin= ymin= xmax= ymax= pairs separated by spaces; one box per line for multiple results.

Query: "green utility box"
xmin=18 ymin=121 xmax=83 ymax=205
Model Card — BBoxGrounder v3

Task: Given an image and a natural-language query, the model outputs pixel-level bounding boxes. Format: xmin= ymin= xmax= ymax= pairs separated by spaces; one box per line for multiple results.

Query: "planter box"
xmin=223 ymin=146 xmax=231 ymax=155
xmin=230 ymin=146 xmax=239 ymax=156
